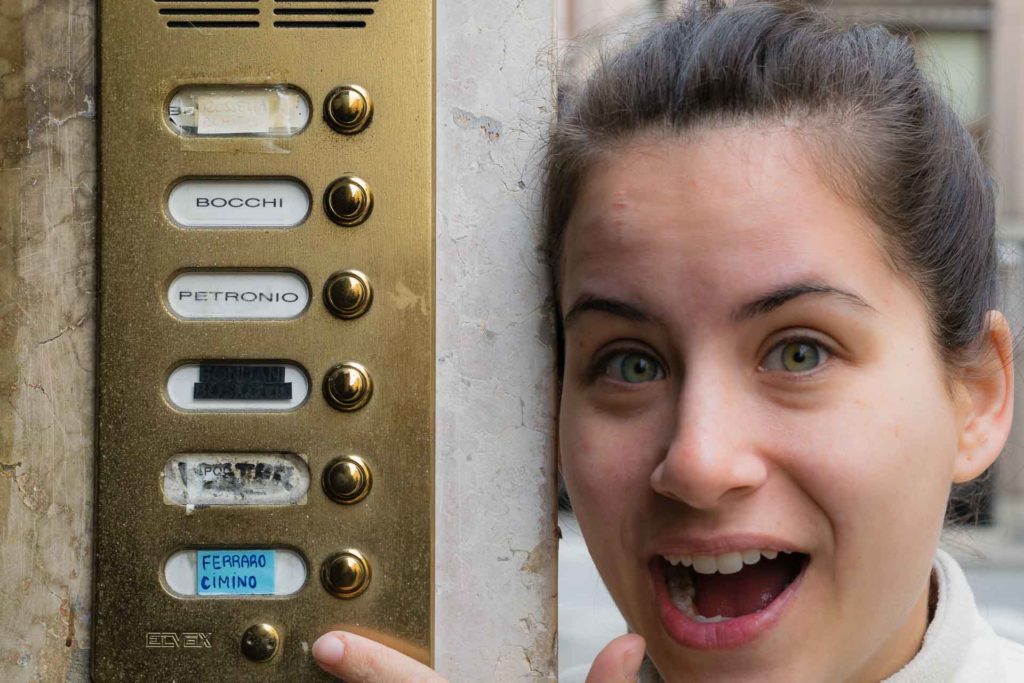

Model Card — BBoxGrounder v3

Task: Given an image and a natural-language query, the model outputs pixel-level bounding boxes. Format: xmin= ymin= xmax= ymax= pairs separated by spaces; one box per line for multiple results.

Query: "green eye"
xmin=765 ymin=340 xmax=827 ymax=373
xmin=605 ymin=352 xmax=665 ymax=383
xmin=781 ymin=342 xmax=819 ymax=371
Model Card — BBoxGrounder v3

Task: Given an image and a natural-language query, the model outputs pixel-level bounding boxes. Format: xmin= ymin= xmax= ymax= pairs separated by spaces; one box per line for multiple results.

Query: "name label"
xmin=168 ymin=271 xmax=309 ymax=320
xmin=197 ymin=550 xmax=275 ymax=595
xmin=192 ymin=364 xmax=291 ymax=400
xmin=163 ymin=453 xmax=309 ymax=506
xmin=166 ymin=362 xmax=308 ymax=412
xmin=168 ymin=179 xmax=310 ymax=228
xmin=164 ymin=549 xmax=306 ymax=597
xmin=168 ymin=85 xmax=310 ymax=137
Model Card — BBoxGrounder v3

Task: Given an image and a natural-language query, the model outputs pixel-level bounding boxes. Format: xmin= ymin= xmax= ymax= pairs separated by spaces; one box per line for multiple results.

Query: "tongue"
xmin=692 ymin=555 xmax=800 ymax=618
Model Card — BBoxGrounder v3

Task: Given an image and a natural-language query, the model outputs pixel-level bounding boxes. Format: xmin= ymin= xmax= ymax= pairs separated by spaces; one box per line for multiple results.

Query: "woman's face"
xmin=558 ymin=128 xmax=970 ymax=682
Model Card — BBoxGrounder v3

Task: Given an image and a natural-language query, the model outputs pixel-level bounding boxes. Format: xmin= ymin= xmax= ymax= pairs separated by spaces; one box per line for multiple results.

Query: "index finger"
xmin=313 ymin=631 xmax=448 ymax=683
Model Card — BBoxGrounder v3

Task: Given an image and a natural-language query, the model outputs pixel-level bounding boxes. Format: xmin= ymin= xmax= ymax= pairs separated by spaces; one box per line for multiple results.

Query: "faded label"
xmin=197 ymin=550 xmax=275 ymax=595
xmin=196 ymin=94 xmax=273 ymax=134
xmin=163 ymin=453 xmax=309 ymax=506
xmin=168 ymin=86 xmax=310 ymax=138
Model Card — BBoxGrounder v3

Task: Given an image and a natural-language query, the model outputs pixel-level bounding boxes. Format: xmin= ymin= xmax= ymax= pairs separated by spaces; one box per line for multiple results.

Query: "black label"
xmin=193 ymin=364 xmax=292 ymax=401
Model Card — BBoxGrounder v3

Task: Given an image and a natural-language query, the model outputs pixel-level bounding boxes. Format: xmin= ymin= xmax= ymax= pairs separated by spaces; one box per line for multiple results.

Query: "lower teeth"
xmin=693 ymin=614 xmax=731 ymax=623
xmin=666 ymin=565 xmax=734 ymax=623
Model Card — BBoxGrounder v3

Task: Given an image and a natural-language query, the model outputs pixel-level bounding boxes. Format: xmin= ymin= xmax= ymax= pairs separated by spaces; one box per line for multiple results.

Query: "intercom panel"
xmin=94 ymin=1 xmax=433 ymax=678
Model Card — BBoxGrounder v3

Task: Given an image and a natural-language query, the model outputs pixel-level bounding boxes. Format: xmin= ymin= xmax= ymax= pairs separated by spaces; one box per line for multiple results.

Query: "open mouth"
xmin=654 ymin=548 xmax=810 ymax=648
xmin=665 ymin=549 xmax=808 ymax=621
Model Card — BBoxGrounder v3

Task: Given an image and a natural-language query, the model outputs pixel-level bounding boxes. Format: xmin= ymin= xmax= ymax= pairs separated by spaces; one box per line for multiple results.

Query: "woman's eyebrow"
xmin=562 ymin=295 xmax=653 ymax=328
xmin=733 ymin=281 xmax=877 ymax=321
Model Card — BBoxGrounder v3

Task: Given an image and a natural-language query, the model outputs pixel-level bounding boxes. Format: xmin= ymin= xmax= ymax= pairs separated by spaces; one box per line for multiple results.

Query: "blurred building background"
xmin=555 ymin=1 xmax=1024 ymax=679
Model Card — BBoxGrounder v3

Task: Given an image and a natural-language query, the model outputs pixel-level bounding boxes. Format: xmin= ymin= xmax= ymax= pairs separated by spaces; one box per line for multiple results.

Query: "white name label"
xmin=168 ymin=272 xmax=309 ymax=320
xmin=167 ymin=179 xmax=310 ymax=228
xmin=166 ymin=363 xmax=309 ymax=412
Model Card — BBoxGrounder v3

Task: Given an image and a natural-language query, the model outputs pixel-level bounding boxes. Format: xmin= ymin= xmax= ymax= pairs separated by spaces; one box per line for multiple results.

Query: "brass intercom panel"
xmin=94 ymin=2 xmax=433 ymax=679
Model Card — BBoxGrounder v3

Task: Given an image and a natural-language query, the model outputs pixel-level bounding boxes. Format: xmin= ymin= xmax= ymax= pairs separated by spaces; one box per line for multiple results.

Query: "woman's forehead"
xmin=559 ymin=130 xmax=901 ymax=320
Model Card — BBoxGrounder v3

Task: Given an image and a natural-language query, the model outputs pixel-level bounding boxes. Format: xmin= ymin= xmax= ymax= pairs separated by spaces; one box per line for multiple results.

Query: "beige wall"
xmin=991 ymin=0 xmax=1024 ymax=539
xmin=558 ymin=0 xmax=654 ymax=41
xmin=992 ymin=0 xmax=1024 ymax=234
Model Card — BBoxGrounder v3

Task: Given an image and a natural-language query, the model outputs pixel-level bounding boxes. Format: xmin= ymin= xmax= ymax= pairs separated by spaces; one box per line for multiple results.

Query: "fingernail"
xmin=312 ymin=634 xmax=346 ymax=666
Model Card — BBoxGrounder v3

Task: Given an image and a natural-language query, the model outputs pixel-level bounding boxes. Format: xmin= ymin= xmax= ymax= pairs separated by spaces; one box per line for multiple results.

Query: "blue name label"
xmin=197 ymin=550 xmax=275 ymax=596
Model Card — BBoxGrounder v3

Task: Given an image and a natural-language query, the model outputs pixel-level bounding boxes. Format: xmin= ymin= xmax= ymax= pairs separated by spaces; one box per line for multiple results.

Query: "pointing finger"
xmin=313 ymin=631 xmax=447 ymax=683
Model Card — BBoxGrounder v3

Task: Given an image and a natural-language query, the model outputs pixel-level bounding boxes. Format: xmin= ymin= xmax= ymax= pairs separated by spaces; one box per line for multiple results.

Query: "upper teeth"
xmin=663 ymin=549 xmax=781 ymax=575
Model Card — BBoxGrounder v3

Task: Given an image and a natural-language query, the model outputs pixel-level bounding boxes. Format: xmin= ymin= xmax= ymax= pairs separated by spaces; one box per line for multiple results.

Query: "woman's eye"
xmin=762 ymin=340 xmax=829 ymax=373
xmin=603 ymin=351 xmax=665 ymax=383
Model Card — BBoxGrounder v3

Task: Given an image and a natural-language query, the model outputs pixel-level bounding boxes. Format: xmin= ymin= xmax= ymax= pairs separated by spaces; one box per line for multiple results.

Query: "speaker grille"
xmin=153 ymin=0 xmax=378 ymax=30
xmin=156 ymin=0 xmax=261 ymax=28
xmin=273 ymin=0 xmax=376 ymax=29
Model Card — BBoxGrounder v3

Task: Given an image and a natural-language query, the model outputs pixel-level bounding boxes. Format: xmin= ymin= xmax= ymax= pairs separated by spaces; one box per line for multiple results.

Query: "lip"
xmin=651 ymin=544 xmax=809 ymax=650
xmin=651 ymin=533 xmax=806 ymax=557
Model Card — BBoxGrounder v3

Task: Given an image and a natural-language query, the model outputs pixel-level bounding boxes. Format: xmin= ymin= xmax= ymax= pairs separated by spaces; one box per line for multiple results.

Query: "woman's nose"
xmin=649 ymin=378 xmax=768 ymax=510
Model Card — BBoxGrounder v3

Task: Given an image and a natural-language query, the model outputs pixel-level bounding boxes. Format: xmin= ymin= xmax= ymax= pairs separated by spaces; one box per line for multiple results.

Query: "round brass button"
xmin=323 ymin=362 xmax=372 ymax=411
xmin=323 ymin=455 xmax=372 ymax=504
xmin=240 ymin=623 xmax=279 ymax=663
xmin=324 ymin=84 xmax=373 ymax=135
xmin=323 ymin=270 xmax=373 ymax=319
xmin=324 ymin=176 xmax=373 ymax=227
xmin=321 ymin=549 xmax=371 ymax=598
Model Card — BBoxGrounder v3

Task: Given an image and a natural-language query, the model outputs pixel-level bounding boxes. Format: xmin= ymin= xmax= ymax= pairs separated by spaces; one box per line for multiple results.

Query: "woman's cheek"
xmin=780 ymin=393 xmax=951 ymax=542
xmin=561 ymin=408 xmax=652 ymax=503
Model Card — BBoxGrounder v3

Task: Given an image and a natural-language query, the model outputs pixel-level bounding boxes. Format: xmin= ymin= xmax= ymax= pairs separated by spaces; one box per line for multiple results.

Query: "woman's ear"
xmin=953 ymin=311 xmax=1015 ymax=484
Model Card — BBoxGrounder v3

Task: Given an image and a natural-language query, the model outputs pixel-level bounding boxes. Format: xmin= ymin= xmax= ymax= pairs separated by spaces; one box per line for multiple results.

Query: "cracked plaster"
xmin=435 ymin=0 xmax=557 ymax=679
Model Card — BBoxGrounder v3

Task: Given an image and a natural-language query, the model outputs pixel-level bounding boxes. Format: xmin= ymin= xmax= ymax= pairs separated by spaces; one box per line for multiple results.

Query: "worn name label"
xmin=168 ymin=85 xmax=311 ymax=138
xmin=197 ymin=550 xmax=275 ymax=595
xmin=163 ymin=453 xmax=309 ymax=507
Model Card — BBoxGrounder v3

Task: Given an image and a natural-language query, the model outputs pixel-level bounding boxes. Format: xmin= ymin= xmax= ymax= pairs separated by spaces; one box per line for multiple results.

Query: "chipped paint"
xmin=14 ymin=467 xmax=51 ymax=513
xmin=451 ymin=107 xmax=504 ymax=142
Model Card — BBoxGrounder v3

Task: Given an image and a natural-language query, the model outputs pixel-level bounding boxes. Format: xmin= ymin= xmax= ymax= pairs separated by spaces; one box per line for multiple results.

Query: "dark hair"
xmin=543 ymin=0 xmax=998 ymax=374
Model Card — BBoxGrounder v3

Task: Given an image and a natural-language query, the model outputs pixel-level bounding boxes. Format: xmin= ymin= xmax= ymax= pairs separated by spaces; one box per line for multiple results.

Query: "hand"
xmin=586 ymin=634 xmax=646 ymax=683
xmin=313 ymin=631 xmax=447 ymax=682
xmin=313 ymin=630 xmax=646 ymax=682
